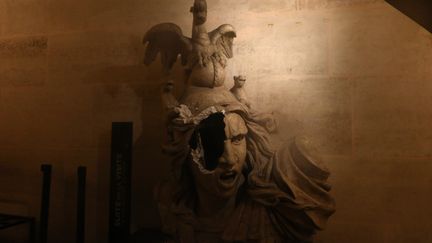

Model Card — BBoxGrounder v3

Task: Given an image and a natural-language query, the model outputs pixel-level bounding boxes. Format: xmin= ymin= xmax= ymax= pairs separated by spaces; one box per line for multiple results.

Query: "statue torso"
xmin=188 ymin=56 xmax=226 ymax=88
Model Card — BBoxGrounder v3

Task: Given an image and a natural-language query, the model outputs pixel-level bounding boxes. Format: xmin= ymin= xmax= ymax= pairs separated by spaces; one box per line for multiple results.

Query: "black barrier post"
xmin=109 ymin=122 xmax=132 ymax=243
xmin=77 ymin=166 xmax=86 ymax=243
xmin=40 ymin=164 xmax=52 ymax=243
xmin=30 ymin=217 xmax=36 ymax=243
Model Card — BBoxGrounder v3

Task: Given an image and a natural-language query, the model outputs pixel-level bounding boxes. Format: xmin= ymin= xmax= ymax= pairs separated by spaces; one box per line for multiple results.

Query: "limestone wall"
xmin=0 ymin=0 xmax=431 ymax=242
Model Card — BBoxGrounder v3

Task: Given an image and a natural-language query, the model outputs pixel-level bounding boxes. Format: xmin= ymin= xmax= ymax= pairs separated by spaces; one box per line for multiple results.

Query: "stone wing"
xmin=209 ymin=24 xmax=237 ymax=59
xmin=143 ymin=23 xmax=192 ymax=73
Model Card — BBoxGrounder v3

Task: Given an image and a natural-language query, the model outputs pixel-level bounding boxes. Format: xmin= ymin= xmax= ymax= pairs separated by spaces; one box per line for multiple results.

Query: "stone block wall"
xmin=0 ymin=0 xmax=431 ymax=242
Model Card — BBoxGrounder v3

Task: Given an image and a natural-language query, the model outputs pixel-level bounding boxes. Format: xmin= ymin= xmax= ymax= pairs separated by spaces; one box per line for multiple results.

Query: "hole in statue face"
xmin=189 ymin=112 xmax=248 ymax=198
xmin=190 ymin=112 xmax=226 ymax=171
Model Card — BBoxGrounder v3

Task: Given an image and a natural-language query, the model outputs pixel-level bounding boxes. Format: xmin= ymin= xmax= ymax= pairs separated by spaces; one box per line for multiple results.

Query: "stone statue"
xmin=143 ymin=0 xmax=335 ymax=242
xmin=230 ymin=75 xmax=251 ymax=108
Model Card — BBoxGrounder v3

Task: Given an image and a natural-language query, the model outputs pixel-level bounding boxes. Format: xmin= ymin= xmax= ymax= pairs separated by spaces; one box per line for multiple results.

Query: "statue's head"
xmin=190 ymin=0 xmax=207 ymax=25
xmin=188 ymin=111 xmax=247 ymax=199
xmin=234 ymin=75 xmax=246 ymax=88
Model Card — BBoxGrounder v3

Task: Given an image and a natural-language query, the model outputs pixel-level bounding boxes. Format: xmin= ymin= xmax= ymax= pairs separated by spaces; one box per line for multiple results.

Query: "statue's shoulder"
xmin=290 ymin=136 xmax=331 ymax=182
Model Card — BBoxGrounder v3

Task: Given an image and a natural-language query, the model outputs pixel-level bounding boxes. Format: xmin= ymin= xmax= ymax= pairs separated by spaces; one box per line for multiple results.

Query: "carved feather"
xmin=209 ymin=24 xmax=236 ymax=58
xmin=143 ymin=23 xmax=192 ymax=73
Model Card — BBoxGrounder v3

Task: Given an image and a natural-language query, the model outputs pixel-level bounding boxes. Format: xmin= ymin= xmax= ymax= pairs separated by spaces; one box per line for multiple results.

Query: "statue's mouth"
xmin=219 ymin=170 xmax=237 ymax=187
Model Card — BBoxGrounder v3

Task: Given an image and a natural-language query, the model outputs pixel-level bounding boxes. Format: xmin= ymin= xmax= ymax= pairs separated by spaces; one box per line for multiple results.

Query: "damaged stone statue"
xmin=143 ymin=0 xmax=335 ymax=242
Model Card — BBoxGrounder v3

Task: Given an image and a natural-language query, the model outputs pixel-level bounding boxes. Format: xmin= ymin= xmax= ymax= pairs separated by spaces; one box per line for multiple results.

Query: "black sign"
xmin=109 ymin=122 xmax=133 ymax=243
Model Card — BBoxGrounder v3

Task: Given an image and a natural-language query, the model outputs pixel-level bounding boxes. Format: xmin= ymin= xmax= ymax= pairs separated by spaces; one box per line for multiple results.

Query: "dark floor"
xmin=129 ymin=228 xmax=170 ymax=243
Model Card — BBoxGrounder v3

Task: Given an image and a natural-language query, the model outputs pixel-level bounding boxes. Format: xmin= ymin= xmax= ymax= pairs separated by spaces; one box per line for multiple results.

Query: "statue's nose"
xmin=219 ymin=140 xmax=236 ymax=168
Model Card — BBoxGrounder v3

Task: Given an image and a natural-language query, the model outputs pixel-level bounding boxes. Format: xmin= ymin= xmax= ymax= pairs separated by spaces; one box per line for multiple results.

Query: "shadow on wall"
xmin=88 ymin=57 xmax=182 ymax=238
xmin=127 ymin=59 xmax=187 ymax=230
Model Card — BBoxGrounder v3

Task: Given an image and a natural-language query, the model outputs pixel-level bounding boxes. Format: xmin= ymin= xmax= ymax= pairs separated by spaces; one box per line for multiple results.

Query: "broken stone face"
xmin=189 ymin=112 xmax=247 ymax=199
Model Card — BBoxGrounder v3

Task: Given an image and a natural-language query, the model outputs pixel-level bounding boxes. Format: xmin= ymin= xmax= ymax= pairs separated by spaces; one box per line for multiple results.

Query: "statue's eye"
xmin=231 ymin=135 xmax=245 ymax=144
